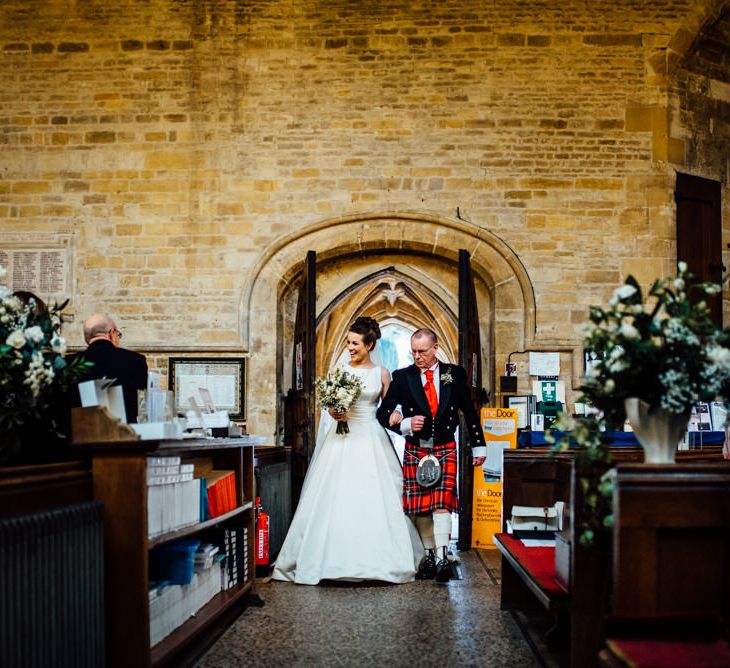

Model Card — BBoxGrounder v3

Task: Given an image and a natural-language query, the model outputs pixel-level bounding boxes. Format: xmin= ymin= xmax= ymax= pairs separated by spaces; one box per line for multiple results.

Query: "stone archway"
xmin=243 ymin=211 xmax=536 ymax=438
xmin=314 ymin=264 xmax=460 ymax=375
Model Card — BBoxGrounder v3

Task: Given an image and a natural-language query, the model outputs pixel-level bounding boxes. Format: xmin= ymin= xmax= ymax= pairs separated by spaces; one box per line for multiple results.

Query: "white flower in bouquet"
xmin=315 ymin=367 xmax=363 ymax=435
xmin=6 ymin=330 xmax=25 ymax=349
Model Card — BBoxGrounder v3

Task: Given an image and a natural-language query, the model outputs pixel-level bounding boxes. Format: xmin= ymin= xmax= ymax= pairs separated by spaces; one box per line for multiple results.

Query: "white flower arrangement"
xmin=580 ymin=262 xmax=730 ymax=425
xmin=440 ymin=369 xmax=453 ymax=385
xmin=315 ymin=367 xmax=363 ymax=435
xmin=0 ymin=266 xmax=89 ymax=464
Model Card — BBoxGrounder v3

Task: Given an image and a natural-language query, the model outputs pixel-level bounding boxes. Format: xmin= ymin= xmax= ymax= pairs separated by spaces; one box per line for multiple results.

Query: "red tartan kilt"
xmin=402 ymin=442 xmax=458 ymax=515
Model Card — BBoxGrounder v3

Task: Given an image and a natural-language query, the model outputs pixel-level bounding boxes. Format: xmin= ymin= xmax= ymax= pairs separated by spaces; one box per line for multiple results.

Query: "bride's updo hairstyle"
xmin=348 ymin=316 xmax=381 ymax=351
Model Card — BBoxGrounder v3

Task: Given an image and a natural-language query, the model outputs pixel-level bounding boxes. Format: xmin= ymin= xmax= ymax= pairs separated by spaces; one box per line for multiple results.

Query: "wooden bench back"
xmin=612 ymin=463 xmax=730 ymax=622
xmin=502 ymin=451 xmax=572 ymax=532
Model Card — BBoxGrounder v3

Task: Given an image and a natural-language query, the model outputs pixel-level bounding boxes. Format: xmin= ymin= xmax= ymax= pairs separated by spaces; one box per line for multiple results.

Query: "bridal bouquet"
xmin=315 ymin=367 xmax=363 ymax=435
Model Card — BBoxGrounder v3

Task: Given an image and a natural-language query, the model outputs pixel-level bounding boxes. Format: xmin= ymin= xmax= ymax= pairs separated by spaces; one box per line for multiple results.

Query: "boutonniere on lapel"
xmin=441 ymin=369 xmax=454 ymax=385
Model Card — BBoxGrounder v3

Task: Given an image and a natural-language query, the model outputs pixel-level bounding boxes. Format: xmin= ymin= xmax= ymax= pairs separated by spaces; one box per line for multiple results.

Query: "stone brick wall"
xmin=0 ymin=0 xmax=726 ymax=435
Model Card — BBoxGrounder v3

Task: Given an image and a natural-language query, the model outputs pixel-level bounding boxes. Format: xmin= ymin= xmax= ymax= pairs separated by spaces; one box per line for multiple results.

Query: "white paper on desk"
xmin=148 ymin=371 xmax=161 ymax=391
xmin=184 ymin=410 xmax=229 ymax=429
xmin=78 ymin=378 xmax=127 ymax=423
xmin=107 ymin=386 xmax=126 ymax=423
xmin=198 ymin=388 xmax=217 ymax=413
xmin=521 ymin=538 xmax=556 ymax=547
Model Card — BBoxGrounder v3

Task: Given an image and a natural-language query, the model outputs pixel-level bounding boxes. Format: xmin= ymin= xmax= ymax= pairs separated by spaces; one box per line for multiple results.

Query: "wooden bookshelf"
xmin=83 ymin=437 xmax=256 ymax=668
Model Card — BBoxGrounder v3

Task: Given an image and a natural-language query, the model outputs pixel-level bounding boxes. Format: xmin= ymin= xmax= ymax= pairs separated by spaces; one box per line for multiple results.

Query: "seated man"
xmin=69 ymin=313 xmax=148 ymax=423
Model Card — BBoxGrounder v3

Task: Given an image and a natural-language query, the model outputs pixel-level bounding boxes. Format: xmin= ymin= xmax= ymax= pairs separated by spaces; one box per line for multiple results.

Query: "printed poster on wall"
xmin=471 ymin=407 xmax=517 ymax=549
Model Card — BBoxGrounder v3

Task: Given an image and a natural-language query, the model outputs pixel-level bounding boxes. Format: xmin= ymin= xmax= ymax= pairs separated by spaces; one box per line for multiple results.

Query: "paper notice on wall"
xmin=528 ymin=352 xmax=560 ymax=377
xmin=0 ymin=247 xmax=70 ymax=298
xmin=176 ymin=373 xmax=237 ymax=411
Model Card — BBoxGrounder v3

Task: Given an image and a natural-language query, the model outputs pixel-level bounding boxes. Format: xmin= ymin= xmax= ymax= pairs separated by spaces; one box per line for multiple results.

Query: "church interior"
xmin=1 ymin=0 xmax=730 ymax=666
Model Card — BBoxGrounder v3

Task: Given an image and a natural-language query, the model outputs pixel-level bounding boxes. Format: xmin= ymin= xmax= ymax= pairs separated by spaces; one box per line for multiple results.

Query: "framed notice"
xmin=503 ymin=394 xmax=536 ymax=429
xmin=168 ymin=357 xmax=245 ymax=420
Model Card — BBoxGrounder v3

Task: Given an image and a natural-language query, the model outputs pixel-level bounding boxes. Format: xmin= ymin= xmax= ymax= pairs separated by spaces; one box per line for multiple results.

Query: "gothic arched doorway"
xmin=243 ymin=212 xmax=536 ymax=442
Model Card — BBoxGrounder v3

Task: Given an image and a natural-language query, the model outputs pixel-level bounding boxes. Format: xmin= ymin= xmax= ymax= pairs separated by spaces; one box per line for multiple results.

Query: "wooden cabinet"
xmin=86 ymin=438 xmax=255 ymax=668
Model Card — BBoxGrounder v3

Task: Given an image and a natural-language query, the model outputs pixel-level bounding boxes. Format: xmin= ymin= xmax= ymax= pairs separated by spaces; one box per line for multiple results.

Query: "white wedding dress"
xmin=272 ymin=364 xmax=422 ymax=585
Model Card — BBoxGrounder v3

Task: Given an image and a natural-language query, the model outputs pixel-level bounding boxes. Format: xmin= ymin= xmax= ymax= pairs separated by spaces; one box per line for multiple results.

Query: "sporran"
xmin=416 ymin=453 xmax=442 ymax=488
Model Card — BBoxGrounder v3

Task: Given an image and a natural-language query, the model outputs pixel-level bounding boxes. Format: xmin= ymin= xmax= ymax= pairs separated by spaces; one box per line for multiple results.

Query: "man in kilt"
xmin=377 ymin=328 xmax=486 ymax=582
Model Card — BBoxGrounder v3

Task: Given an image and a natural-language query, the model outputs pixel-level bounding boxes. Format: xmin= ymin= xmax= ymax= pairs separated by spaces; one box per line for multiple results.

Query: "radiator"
xmin=0 ymin=501 xmax=105 ymax=668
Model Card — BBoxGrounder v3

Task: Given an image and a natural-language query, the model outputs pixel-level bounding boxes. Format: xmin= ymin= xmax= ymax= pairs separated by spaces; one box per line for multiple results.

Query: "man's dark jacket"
xmin=69 ymin=339 xmax=148 ymax=423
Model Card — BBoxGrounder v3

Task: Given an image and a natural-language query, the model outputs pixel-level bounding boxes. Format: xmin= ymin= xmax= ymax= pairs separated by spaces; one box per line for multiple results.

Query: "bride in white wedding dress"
xmin=272 ymin=316 xmax=422 ymax=585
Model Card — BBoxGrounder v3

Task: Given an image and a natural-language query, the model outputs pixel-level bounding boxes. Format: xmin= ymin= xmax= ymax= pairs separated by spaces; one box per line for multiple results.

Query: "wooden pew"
xmin=494 ymin=452 xmax=573 ymax=649
xmin=496 ymin=446 xmax=728 ymax=667
xmin=600 ymin=462 xmax=730 ymax=666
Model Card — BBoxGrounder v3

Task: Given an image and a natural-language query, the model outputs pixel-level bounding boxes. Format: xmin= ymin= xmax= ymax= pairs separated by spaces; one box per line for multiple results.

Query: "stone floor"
xmin=196 ymin=549 xmax=550 ymax=667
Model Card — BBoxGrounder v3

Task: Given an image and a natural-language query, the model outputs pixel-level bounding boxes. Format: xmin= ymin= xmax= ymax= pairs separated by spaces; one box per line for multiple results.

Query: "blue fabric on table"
xmin=517 ymin=430 xmax=725 ymax=448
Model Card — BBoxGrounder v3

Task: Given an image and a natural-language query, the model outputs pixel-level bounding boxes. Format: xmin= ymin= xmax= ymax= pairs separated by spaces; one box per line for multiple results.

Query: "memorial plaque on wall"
xmin=0 ymin=234 xmax=73 ymax=303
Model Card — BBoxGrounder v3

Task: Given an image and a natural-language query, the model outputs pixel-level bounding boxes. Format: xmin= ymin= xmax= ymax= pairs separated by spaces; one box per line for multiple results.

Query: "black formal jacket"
xmin=376 ymin=363 xmax=486 ymax=451
xmin=68 ymin=340 xmax=148 ymax=423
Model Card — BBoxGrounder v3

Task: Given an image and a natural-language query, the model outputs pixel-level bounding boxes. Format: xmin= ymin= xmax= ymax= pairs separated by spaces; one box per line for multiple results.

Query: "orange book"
xmin=206 ymin=470 xmax=233 ymax=518
xmin=228 ymin=473 xmax=237 ymax=509
xmin=208 ymin=483 xmax=220 ymax=518
xmin=218 ymin=476 xmax=230 ymax=514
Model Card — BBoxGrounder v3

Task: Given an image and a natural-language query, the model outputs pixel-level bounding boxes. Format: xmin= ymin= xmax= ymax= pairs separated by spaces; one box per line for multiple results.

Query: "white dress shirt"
xmin=399 ymin=363 xmax=488 ymax=458
xmin=401 ymin=362 xmax=440 ymax=436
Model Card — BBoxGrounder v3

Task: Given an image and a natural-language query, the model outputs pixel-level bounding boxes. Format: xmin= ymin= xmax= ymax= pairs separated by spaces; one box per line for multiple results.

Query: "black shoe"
xmin=416 ymin=551 xmax=437 ymax=580
xmin=435 ymin=558 xmax=452 ymax=583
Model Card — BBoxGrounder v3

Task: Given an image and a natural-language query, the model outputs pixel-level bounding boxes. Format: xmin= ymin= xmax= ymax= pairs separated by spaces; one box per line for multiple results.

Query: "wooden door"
xmin=284 ymin=250 xmax=316 ymax=512
xmin=676 ymin=173 xmax=723 ymax=326
xmin=457 ymin=249 xmax=483 ymax=550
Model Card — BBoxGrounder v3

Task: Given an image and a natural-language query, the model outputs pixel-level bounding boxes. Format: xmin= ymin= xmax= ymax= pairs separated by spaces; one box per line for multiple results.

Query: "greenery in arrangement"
xmin=547 ymin=413 xmax=614 ymax=547
xmin=580 ymin=262 xmax=730 ymax=426
xmin=548 ymin=263 xmax=730 ymax=546
xmin=0 ymin=267 xmax=90 ymax=464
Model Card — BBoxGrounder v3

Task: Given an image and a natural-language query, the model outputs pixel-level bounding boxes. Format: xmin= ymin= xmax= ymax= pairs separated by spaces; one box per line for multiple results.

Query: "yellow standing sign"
xmin=471 ymin=407 xmax=518 ymax=549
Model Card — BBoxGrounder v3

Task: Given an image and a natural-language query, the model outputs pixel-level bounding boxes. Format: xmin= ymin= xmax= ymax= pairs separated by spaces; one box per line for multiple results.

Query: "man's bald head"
xmin=83 ymin=313 xmax=119 ymax=346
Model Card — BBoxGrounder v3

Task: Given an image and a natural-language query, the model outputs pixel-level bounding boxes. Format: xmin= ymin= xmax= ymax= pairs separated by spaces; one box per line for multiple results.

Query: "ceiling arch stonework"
xmin=242 ymin=211 xmax=536 ymax=349
xmin=651 ymin=0 xmax=730 ymax=78
xmin=314 ymin=267 xmax=461 ymax=375
xmin=244 ymin=211 xmax=536 ymax=437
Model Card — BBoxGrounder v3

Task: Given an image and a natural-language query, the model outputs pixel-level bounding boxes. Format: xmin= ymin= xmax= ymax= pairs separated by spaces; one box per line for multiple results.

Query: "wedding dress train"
xmin=272 ymin=364 xmax=422 ymax=584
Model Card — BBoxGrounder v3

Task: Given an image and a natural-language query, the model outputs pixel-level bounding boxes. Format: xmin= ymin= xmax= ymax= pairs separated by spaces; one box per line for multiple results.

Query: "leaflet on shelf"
xmin=147 ymin=479 xmax=201 ymax=538
xmin=149 ymin=563 xmax=223 ymax=647
xmin=146 ymin=460 xmax=196 ymax=486
xmin=223 ymin=526 xmax=248 ymax=590
xmin=147 ymin=465 xmax=181 ymax=476
xmin=147 ymin=455 xmax=181 ymax=467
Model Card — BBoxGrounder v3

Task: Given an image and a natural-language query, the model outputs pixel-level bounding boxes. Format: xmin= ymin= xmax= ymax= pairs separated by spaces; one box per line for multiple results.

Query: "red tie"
xmin=424 ymin=369 xmax=438 ymax=417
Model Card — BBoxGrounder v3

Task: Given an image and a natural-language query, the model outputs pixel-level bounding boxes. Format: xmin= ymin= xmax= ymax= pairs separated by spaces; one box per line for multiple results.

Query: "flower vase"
xmin=624 ymin=398 xmax=689 ymax=464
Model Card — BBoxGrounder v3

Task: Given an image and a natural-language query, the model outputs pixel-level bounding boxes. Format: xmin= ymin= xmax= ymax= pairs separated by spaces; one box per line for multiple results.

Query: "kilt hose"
xmin=402 ymin=441 xmax=458 ymax=514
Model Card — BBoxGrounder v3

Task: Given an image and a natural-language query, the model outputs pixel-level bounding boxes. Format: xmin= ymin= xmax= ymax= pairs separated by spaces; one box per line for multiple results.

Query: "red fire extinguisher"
xmin=255 ymin=497 xmax=269 ymax=568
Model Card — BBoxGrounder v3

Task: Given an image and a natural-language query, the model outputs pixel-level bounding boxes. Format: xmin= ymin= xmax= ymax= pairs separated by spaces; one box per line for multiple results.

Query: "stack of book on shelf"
xmin=187 ymin=457 xmax=238 ymax=520
xmin=147 ymin=456 xmax=201 ymax=538
xmin=149 ymin=541 xmax=223 ymax=646
xmin=223 ymin=527 xmax=249 ymax=589
xmin=206 ymin=470 xmax=237 ymax=518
